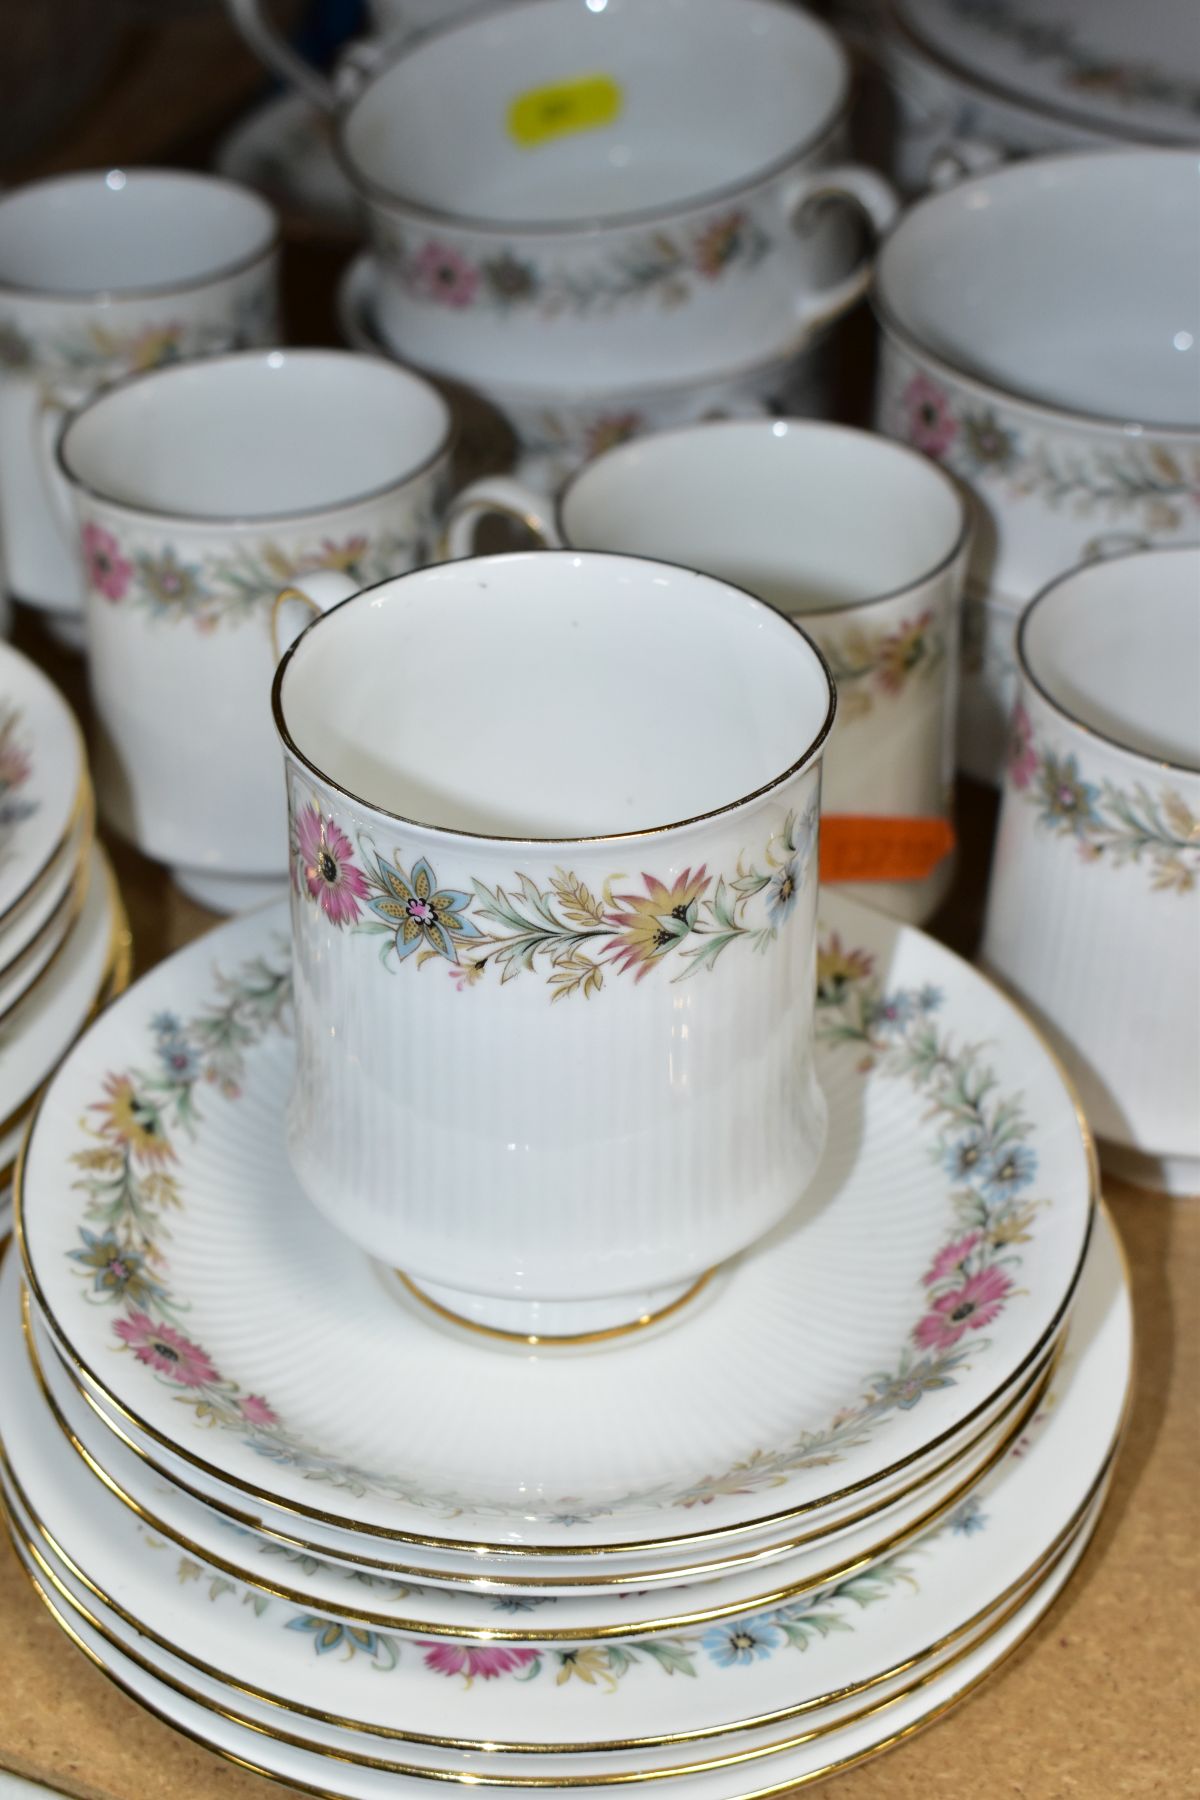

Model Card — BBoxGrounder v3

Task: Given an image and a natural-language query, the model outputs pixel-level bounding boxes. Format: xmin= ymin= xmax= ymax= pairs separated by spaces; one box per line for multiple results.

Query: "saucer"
xmin=214 ymin=91 xmax=359 ymax=238
xmin=0 ymin=641 xmax=87 ymax=931
xmin=22 ymin=1285 xmax=1056 ymax=1635
xmin=0 ymin=1205 xmax=1125 ymax=1771
xmin=0 ymin=843 xmax=129 ymax=1137
xmin=17 ymin=891 xmax=1094 ymax=1568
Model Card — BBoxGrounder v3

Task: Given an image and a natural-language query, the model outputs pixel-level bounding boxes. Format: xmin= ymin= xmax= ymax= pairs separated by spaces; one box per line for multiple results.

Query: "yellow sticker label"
xmin=507 ymin=73 xmax=622 ymax=148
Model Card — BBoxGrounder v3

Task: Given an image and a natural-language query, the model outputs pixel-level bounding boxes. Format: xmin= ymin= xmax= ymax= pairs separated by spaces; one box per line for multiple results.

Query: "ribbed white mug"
xmin=273 ymin=551 xmax=835 ymax=1338
xmin=982 ymin=546 xmax=1200 ymax=1196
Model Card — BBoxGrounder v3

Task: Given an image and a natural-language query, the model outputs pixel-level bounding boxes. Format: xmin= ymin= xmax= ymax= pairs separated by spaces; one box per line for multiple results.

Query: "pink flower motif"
xmin=293 ymin=803 xmax=369 ymax=927
xmin=412 ymin=242 xmax=481 ymax=309
xmin=922 ymin=1231 xmax=982 ymax=1288
xmin=912 ymin=1265 xmax=1014 ymax=1352
xmin=81 ymin=522 xmax=133 ymax=601
xmin=1007 ymin=702 xmax=1038 ymax=791
xmin=903 ymin=373 xmax=958 ymax=459
xmin=113 ymin=1312 xmax=219 ymax=1386
xmin=419 ymin=1643 xmax=540 ymax=1682
xmin=239 ymin=1393 xmax=278 ymax=1427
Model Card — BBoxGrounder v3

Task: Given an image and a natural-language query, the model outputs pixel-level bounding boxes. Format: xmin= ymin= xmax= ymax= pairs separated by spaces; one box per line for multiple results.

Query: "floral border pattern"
xmin=289 ymin=795 xmax=819 ymax=1001
xmin=378 ymin=209 xmax=772 ymax=318
xmin=153 ymin=1497 xmax=991 ymax=1691
xmin=1007 ymin=702 xmax=1199 ymax=893
xmin=0 ymin=703 xmax=37 ymax=854
xmin=944 ymin=0 xmax=1200 ymax=120
xmin=0 ymin=280 xmax=275 ymax=390
xmin=64 ymin=915 xmax=1048 ymax=1524
xmin=892 ymin=367 xmax=1200 ymax=537
xmin=816 ymin=610 xmax=945 ymax=723
xmin=80 ymin=524 xmax=425 ymax=632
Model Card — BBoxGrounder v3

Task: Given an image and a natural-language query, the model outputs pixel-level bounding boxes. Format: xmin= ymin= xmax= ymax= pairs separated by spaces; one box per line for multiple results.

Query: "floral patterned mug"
xmin=982 ymin=545 xmax=1200 ymax=1195
xmin=445 ymin=420 xmax=969 ymax=926
xmin=59 ymin=349 xmax=453 ymax=913
xmin=0 ymin=168 xmax=279 ymax=643
xmin=872 ymin=150 xmax=1200 ymax=782
xmin=273 ymin=550 xmax=836 ymax=1338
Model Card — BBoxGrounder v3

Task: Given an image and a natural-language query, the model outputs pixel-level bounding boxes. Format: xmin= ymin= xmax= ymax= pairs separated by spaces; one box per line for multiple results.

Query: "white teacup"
xmin=235 ymin=0 xmax=897 ymax=389
xmin=982 ymin=546 xmax=1200 ymax=1196
xmin=872 ymin=148 xmax=1200 ymax=781
xmin=0 ymin=168 xmax=279 ymax=636
xmin=446 ymin=421 xmax=969 ymax=924
xmin=274 ymin=552 xmax=834 ymax=1338
xmin=59 ymin=349 xmax=453 ymax=913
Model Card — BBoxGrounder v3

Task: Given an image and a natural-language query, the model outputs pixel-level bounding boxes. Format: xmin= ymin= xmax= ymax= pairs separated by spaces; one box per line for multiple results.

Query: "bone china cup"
xmin=445 ymin=421 xmax=969 ymax=926
xmin=0 ymin=168 xmax=279 ymax=636
xmin=982 ymin=547 xmax=1200 ymax=1197
xmin=59 ymin=349 xmax=453 ymax=914
xmin=873 ymin=149 xmax=1200 ymax=779
xmin=273 ymin=552 xmax=835 ymax=1338
xmin=307 ymin=0 xmax=897 ymax=386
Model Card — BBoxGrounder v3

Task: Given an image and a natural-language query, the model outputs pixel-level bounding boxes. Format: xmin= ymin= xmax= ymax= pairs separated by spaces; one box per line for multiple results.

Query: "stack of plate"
xmin=0 ymin=640 xmax=130 ymax=1239
xmin=2 ymin=890 xmax=1127 ymax=1792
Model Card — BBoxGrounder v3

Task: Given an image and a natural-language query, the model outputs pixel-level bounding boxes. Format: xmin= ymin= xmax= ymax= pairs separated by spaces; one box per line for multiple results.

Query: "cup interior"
xmin=278 ymin=553 xmax=833 ymax=838
xmin=877 ymin=151 xmax=1200 ymax=427
xmin=560 ymin=421 xmax=965 ymax=611
xmin=60 ymin=351 xmax=451 ymax=520
xmin=342 ymin=0 xmax=845 ymax=225
xmin=0 ymin=170 xmax=275 ymax=296
xmin=1021 ymin=548 xmax=1200 ymax=770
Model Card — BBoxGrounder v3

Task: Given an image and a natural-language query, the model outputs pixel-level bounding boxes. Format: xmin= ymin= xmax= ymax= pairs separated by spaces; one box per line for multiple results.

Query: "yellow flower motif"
xmin=816 ymin=933 xmax=874 ymax=1005
xmin=876 ymin=610 xmax=936 ymax=694
xmin=555 ymin=1648 xmax=618 ymax=1690
xmin=603 ymin=867 xmax=710 ymax=979
xmin=989 ymin=1201 xmax=1040 ymax=1248
xmin=92 ymin=1074 xmax=175 ymax=1169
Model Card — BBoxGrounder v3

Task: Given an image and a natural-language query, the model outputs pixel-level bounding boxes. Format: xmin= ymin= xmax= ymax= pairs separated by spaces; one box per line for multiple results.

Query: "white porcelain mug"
xmin=59 ymin=349 xmax=453 ymax=913
xmin=445 ymin=421 xmax=969 ymax=925
xmin=982 ymin=546 xmax=1200 ymax=1196
xmin=0 ymin=168 xmax=280 ymax=640
xmin=273 ymin=551 xmax=835 ymax=1338
xmin=232 ymin=0 xmax=897 ymax=388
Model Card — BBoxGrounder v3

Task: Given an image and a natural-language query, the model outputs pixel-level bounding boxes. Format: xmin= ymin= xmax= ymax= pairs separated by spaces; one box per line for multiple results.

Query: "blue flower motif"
xmin=156 ymin=1035 xmax=199 ymax=1084
xmin=979 ymin=1142 xmax=1037 ymax=1204
xmin=1035 ymin=752 xmax=1101 ymax=839
xmin=765 ymin=858 xmax=801 ymax=928
xmin=150 ymin=1011 xmax=182 ymax=1037
xmin=368 ymin=854 xmax=481 ymax=963
xmin=701 ymin=1619 xmax=782 ymax=1667
xmin=67 ymin=1228 xmax=165 ymax=1306
xmin=285 ymin=1616 xmax=398 ymax=1666
xmin=868 ymin=990 xmax=917 ymax=1033
xmin=943 ymin=1131 xmax=990 ymax=1186
xmin=917 ymin=983 xmax=944 ymax=1013
xmin=949 ymin=1498 xmax=988 ymax=1536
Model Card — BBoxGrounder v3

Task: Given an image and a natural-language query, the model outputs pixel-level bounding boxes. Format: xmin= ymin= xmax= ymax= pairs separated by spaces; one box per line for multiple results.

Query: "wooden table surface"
xmin=0 ymin=14 xmax=1196 ymax=1793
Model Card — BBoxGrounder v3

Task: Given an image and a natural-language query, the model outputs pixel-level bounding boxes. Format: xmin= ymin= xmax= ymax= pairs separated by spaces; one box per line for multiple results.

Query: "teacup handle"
xmin=225 ymin=0 xmax=358 ymax=113
xmin=928 ymin=137 xmax=1007 ymax=191
xmin=780 ymin=165 xmax=900 ymax=337
xmin=440 ymin=477 xmax=562 ymax=561
xmin=33 ymin=388 xmax=89 ymax=567
xmin=271 ymin=571 xmax=360 ymax=661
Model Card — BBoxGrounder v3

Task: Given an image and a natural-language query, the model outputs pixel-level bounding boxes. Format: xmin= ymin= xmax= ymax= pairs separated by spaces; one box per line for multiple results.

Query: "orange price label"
xmin=820 ymin=816 xmax=956 ymax=884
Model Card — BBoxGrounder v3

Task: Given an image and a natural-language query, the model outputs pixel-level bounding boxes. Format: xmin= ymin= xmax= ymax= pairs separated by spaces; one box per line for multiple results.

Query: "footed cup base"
xmin=389 ymin=1265 xmax=718 ymax=1345
xmin=172 ymin=865 xmax=288 ymax=915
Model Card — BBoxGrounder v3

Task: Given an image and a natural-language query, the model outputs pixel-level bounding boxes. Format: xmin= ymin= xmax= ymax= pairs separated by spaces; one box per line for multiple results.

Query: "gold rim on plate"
xmin=0 ymin=855 xmax=132 ymax=1152
xmin=2 ymin=1457 xmax=1114 ymax=1779
xmin=29 ymin=1292 xmax=1064 ymax=1588
xmin=20 ymin=1291 xmax=1058 ymax=1644
xmin=10 ymin=904 xmax=1102 ymax=1560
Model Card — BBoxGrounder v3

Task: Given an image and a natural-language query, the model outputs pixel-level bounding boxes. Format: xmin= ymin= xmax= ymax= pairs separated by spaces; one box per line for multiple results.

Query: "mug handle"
xmin=439 ymin=476 xmax=562 ymax=561
xmin=225 ymin=0 xmax=342 ymax=112
xmin=271 ymin=571 xmax=360 ymax=661
xmin=779 ymin=165 xmax=900 ymax=337
xmin=33 ymin=389 xmax=88 ymax=565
